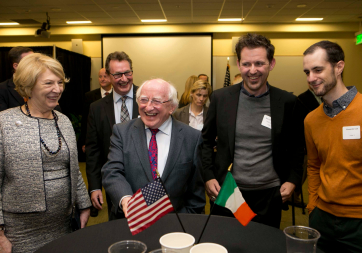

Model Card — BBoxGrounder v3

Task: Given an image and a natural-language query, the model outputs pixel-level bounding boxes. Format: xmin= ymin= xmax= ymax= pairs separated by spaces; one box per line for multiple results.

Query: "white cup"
xmin=159 ymin=232 xmax=195 ymax=253
xmin=190 ymin=243 xmax=228 ymax=253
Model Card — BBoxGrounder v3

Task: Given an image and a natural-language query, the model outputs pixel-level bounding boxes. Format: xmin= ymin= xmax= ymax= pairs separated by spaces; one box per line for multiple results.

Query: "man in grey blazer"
xmin=102 ymin=79 xmax=205 ymax=218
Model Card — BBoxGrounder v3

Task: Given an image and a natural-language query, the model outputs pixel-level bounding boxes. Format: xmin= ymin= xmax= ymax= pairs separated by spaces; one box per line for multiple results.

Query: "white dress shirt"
xmin=101 ymin=87 xmax=112 ymax=98
xmin=189 ymin=106 xmax=204 ymax=131
xmin=145 ymin=116 xmax=172 ymax=177
xmin=113 ymin=85 xmax=134 ymax=124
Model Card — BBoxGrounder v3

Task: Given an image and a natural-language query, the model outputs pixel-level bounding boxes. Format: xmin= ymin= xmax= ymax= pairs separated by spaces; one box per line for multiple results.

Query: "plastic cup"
xmin=159 ymin=232 xmax=195 ymax=253
xmin=108 ymin=240 xmax=147 ymax=253
xmin=190 ymin=243 xmax=228 ymax=253
xmin=284 ymin=226 xmax=320 ymax=253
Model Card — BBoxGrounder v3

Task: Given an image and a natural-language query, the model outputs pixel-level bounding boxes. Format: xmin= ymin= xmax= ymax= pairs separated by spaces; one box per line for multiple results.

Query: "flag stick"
xmin=197 ymin=201 xmax=216 ymax=244
xmin=198 ymin=163 xmax=232 ymax=244
xmin=156 ymin=171 xmax=186 ymax=233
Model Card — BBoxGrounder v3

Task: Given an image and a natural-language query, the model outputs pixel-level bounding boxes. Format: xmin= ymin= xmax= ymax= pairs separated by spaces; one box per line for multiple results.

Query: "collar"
xmin=144 ymin=116 xmax=172 ymax=136
xmin=189 ymin=104 xmax=203 ymax=117
xmin=113 ymin=84 xmax=134 ymax=103
xmin=101 ymin=87 xmax=112 ymax=97
xmin=240 ymin=81 xmax=270 ymax=98
xmin=324 ymin=86 xmax=357 ymax=111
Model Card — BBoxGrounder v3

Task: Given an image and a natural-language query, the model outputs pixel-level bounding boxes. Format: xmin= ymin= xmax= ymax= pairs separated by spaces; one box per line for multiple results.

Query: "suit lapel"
xmin=104 ymin=93 xmax=116 ymax=130
xmin=8 ymin=78 xmax=24 ymax=105
xmin=132 ymin=85 xmax=139 ymax=119
xmin=227 ymin=83 xmax=242 ymax=158
xmin=180 ymin=105 xmax=189 ymax=124
xmin=132 ymin=119 xmax=154 ymax=182
xmin=162 ymin=118 xmax=183 ymax=182
xmin=269 ymin=86 xmax=283 ymax=146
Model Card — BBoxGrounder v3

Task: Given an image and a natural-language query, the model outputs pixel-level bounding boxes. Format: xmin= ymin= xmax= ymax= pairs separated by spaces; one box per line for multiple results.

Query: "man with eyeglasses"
xmin=201 ymin=33 xmax=304 ymax=228
xmin=86 ymin=51 xmax=139 ymax=220
xmin=102 ymin=78 xmax=205 ymax=218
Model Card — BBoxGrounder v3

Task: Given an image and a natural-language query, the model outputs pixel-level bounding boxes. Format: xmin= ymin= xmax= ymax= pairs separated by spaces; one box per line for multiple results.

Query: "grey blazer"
xmin=0 ymin=107 xmax=91 ymax=224
xmin=173 ymin=104 xmax=209 ymax=126
xmin=102 ymin=117 xmax=205 ymax=214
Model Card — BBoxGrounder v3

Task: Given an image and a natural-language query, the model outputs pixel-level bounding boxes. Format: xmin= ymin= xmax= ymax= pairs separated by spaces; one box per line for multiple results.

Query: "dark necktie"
xmin=104 ymin=92 xmax=109 ymax=96
xmin=148 ymin=129 xmax=159 ymax=180
xmin=120 ymin=96 xmax=130 ymax=123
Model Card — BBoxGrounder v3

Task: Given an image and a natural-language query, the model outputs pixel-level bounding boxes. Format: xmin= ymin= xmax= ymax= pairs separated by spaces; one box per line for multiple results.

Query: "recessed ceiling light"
xmin=0 ymin=22 xmax=19 ymax=25
xmin=218 ymin=18 xmax=243 ymax=22
xmin=66 ymin=21 xmax=92 ymax=24
xmin=141 ymin=19 xmax=167 ymax=22
xmin=51 ymin=8 xmax=61 ymax=12
xmin=296 ymin=18 xmax=323 ymax=21
xmin=297 ymin=4 xmax=307 ymax=8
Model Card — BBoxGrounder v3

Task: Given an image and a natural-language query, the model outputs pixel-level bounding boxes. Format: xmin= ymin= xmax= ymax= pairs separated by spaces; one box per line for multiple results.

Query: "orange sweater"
xmin=304 ymin=92 xmax=362 ymax=218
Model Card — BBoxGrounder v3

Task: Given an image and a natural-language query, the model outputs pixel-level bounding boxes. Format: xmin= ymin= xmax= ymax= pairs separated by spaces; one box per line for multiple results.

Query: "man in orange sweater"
xmin=303 ymin=41 xmax=362 ymax=252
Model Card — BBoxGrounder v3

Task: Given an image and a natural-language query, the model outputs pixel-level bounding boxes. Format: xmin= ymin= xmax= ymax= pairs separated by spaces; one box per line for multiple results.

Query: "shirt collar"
xmin=113 ymin=84 xmax=134 ymax=103
xmin=144 ymin=115 xmax=172 ymax=136
xmin=189 ymin=104 xmax=203 ymax=117
xmin=324 ymin=86 xmax=357 ymax=111
xmin=240 ymin=81 xmax=270 ymax=98
xmin=100 ymin=87 xmax=112 ymax=97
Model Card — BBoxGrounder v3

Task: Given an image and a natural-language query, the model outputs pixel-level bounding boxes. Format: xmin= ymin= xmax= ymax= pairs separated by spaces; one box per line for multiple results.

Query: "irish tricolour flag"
xmin=215 ymin=172 xmax=256 ymax=226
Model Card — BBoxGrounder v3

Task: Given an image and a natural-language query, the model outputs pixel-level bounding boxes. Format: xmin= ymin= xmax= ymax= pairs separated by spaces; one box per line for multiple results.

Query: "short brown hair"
xmin=235 ymin=33 xmax=275 ymax=63
xmin=190 ymin=79 xmax=212 ymax=102
xmin=8 ymin=46 xmax=33 ymax=72
xmin=13 ymin=53 xmax=68 ymax=98
xmin=105 ymin=51 xmax=132 ymax=74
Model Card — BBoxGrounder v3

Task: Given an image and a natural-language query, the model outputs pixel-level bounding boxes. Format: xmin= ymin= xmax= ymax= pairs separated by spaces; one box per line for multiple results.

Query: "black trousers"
xmin=211 ymin=186 xmax=282 ymax=228
xmin=309 ymin=207 xmax=362 ymax=253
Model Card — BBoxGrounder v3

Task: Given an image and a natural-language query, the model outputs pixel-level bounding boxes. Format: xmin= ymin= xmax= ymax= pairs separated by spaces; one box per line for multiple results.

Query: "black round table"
xmin=35 ymin=214 xmax=317 ymax=253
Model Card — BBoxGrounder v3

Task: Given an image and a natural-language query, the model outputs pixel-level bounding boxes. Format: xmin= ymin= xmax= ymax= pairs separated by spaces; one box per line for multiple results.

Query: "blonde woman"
xmin=178 ymin=75 xmax=198 ymax=108
xmin=174 ymin=79 xmax=212 ymax=130
xmin=0 ymin=53 xmax=91 ymax=253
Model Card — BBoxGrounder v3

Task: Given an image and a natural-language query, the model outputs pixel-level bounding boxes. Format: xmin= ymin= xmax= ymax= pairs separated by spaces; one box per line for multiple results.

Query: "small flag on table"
xmin=127 ymin=177 xmax=174 ymax=235
xmin=215 ymin=172 xmax=256 ymax=226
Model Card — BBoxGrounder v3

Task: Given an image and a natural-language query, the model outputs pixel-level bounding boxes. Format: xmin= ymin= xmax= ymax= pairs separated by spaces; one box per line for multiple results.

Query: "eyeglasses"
xmin=138 ymin=97 xmax=170 ymax=106
xmin=110 ymin=70 xmax=133 ymax=79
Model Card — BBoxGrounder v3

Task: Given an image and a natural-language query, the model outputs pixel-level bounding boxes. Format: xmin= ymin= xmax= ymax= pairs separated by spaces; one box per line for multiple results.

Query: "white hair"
xmin=136 ymin=78 xmax=179 ymax=108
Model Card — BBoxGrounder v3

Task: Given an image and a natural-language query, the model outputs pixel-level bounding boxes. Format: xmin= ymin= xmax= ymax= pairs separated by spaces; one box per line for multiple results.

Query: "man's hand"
xmin=205 ymin=179 xmax=221 ymax=201
xmin=90 ymin=190 xmax=104 ymax=210
xmin=79 ymin=208 xmax=90 ymax=228
xmin=82 ymin=145 xmax=85 ymax=153
xmin=121 ymin=197 xmax=132 ymax=218
xmin=280 ymin=182 xmax=296 ymax=203
xmin=0 ymin=231 xmax=12 ymax=253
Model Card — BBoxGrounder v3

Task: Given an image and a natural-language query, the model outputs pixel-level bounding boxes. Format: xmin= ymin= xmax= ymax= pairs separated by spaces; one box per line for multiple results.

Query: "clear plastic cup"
xmin=284 ymin=226 xmax=320 ymax=253
xmin=108 ymin=240 xmax=147 ymax=253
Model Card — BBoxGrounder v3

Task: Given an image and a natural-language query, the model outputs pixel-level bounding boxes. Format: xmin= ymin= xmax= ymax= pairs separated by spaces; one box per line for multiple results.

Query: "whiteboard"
xmin=102 ymin=35 xmax=212 ymax=97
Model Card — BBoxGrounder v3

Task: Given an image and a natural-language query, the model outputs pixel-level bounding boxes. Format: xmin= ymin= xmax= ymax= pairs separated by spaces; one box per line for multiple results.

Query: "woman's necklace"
xmin=25 ymin=102 xmax=62 ymax=156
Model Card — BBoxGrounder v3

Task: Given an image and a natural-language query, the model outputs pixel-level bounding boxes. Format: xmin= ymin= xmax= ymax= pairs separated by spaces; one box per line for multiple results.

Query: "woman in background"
xmin=178 ymin=75 xmax=198 ymax=108
xmin=0 ymin=53 xmax=91 ymax=253
xmin=174 ymin=79 xmax=212 ymax=131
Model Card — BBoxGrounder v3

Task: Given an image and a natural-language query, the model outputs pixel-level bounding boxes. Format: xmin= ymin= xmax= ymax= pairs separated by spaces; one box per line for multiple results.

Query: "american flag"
xmin=223 ymin=62 xmax=231 ymax=87
xmin=127 ymin=178 xmax=174 ymax=235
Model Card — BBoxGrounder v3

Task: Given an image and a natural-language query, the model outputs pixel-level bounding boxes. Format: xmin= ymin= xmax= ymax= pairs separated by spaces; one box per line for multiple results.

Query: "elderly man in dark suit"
xmin=102 ymin=79 xmax=205 ymax=218
xmin=0 ymin=46 xmax=33 ymax=111
xmin=202 ymin=33 xmax=304 ymax=228
xmin=86 ymin=51 xmax=139 ymax=220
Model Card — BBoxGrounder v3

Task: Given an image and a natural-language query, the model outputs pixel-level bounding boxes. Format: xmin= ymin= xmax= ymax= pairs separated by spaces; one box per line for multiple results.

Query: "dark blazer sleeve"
xmin=0 ymin=80 xmax=10 ymax=112
xmin=85 ymin=102 xmax=103 ymax=191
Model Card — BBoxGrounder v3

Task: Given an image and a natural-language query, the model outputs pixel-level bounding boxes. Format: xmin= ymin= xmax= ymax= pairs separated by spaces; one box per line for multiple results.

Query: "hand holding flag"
xmin=215 ymin=172 xmax=256 ymax=226
xmin=126 ymin=177 xmax=174 ymax=235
